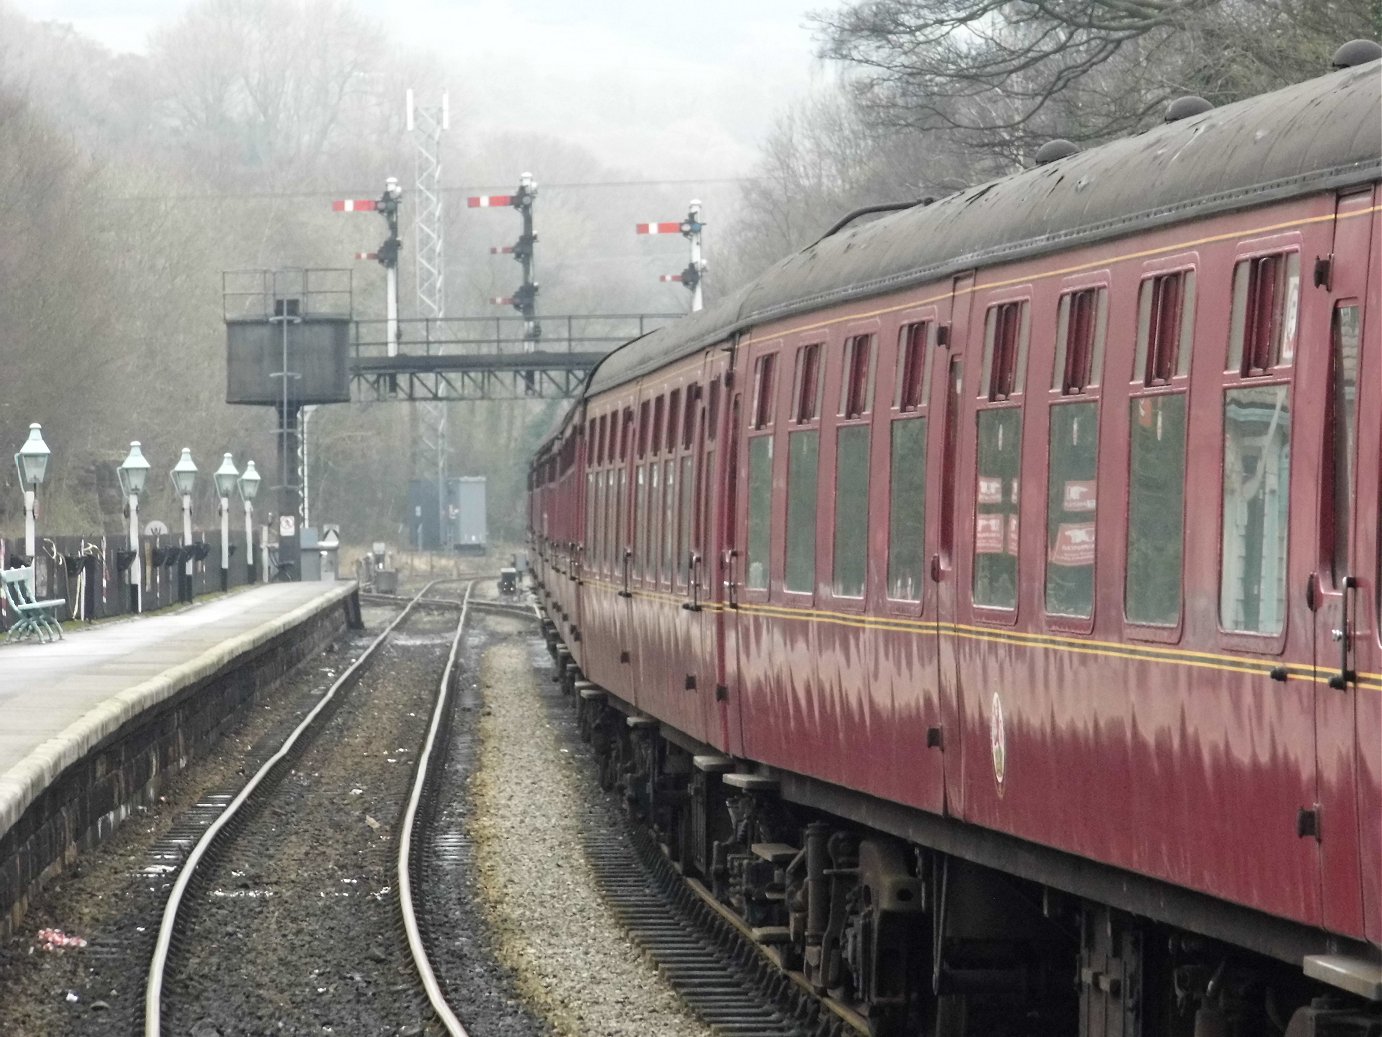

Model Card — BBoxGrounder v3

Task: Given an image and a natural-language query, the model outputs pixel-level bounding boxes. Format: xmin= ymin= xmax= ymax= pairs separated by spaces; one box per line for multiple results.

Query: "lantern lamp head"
xmin=171 ymin=447 xmax=198 ymax=496
xmin=118 ymin=441 xmax=151 ymax=496
xmin=214 ymin=453 xmax=239 ymax=499
xmin=14 ymin=423 xmax=50 ymax=488
xmin=238 ymin=460 xmax=261 ymax=503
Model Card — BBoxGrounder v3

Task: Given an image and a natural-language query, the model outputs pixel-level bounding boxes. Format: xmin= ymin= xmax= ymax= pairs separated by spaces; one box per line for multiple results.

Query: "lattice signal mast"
xmin=332 ymin=178 xmax=403 ymax=354
xmin=637 ymin=199 xmax=706 ymax=312
xmin=470 ymin=173 xmax=540 ymax=349
xmin=407 ymin=90 xmax=450 ymax=548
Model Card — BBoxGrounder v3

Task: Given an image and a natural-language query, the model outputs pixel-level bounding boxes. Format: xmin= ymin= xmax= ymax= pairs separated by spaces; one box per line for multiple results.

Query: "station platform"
xmin=0 ymin=580 xmax=360 ymax=934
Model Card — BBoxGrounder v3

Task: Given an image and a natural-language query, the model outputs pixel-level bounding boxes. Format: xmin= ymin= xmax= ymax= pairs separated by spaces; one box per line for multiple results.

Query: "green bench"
xmin=2 ymin=566 xmax=66 ymax=643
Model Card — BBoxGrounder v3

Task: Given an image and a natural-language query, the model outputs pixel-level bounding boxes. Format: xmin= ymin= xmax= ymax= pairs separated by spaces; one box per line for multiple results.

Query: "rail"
xmin=143 ymin=580 xmax=469 ymax=1036
xmin=397 ymin=583 xmax=472 ymax=1036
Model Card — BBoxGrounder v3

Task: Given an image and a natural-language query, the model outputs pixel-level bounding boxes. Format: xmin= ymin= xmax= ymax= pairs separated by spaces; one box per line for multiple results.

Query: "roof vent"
xmin=1164 ymin=96 xmax=1213 ymax=122
xmin=1332 ymin=39 xmax=1382 ymax=68
xmin=1034 ymin=139 xmax=1079 ymax=165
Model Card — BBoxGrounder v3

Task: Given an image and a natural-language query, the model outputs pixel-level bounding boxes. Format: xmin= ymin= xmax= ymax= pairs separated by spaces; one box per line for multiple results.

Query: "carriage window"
xmin=1228 ymin=252 xmax=1300 ymax=375
xmin=653 ymin=396 xmax=666 ymax=455
xmin=982 ymin=301 xmax=1029 ymax=401
xmin=590 ymin=470 xmax=602 ymax=574
xmin=786 ymin=430 xmax=819 ymax=593
xmin=1045 ymin=401 xmax=1098 ymax=617
xmin=746 ymin=436 xmax=773 ymax=590
xmin=606 ymin=469 xmax=618 ymax=571
xmin=1331 ymin=304 xmax=1359 ymax=583
xmin=1053 ymin=288 xmax=1107 ymax=394
xmin=1135 ymin=271 xmax=1196 ymax=386
xmin=794 ymin=343 xmax=823 ymax=422
xmin=666 ymin=391 xmax=680 ymax=455
xmin=617 ymin=468 xmax=628 ymax=564
xmin=1220 ymin=384 xmax=1291 ymax=634
xmin=678 ymin=454 xmax=694 ymax=589
xmin=586 ymin=471 xmax=597 ymax=569
xmin=1126 ymin=394 xmax=1187 ymax=625
xmin=974 ymin=408 xmax=1022 ymax=609
xmin=649 ymin=463 xmax=662 ymax=579
xmin=707 ymin=379 xmax=721 ymax=441
xmin=753 ymin=355 xmax=777 ymax=429
xmin=841 ymin=335 xmax=875 ymax=418
xmin=896 ymin=323 xmax=932 ymax=411
xmin=887 ymin=417 xmax=927 ymax=601
xmin=662 ymin=459 xmax=676 ymax=579
xmin=833 ymin=425 xmax=870 ymax=597
xmin=682 ymin=384 xmax=699 ymax=449
xmin=703 ymin=446 xmax=715 ymax=564
xmin=636 ymin=464 xmax=649 ymax=577
xmin=638 ymin=400 xmax=651 ymax=457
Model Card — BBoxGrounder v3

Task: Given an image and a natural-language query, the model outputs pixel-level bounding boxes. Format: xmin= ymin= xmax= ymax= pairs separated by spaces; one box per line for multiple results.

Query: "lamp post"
xmin=170 ymin=448 xmax=197 ymax=603
xmin=238 ymin=460 xmax=261 ymax=584
xmin=117 ymin=441 xmax=151 ymax=613
xmin=13 ymin=423 xmax=51 ymax=560
xmin=214 ymin=453 xmax=238 ymax=592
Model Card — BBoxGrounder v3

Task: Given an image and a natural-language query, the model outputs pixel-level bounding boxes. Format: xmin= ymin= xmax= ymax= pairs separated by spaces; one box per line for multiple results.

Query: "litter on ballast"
xmin=38 ymin=929 xmax=88 ymax=952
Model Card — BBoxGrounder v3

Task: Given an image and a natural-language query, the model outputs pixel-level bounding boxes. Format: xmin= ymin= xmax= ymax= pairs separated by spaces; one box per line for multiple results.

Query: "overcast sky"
xmin=9 ymin=0 xmax=839 ymax=180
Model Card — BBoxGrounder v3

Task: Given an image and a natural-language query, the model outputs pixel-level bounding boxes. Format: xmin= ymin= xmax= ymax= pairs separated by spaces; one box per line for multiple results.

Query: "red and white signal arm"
xmin=468 ymin=195 xmax=514 ymax=208
xmin=332 ymin=199 xmax=377 ymax=211
xmin=637 ymin=221 xmax=683 ymax=235
xmin=659 ymin=274 xmax=684 ymax=283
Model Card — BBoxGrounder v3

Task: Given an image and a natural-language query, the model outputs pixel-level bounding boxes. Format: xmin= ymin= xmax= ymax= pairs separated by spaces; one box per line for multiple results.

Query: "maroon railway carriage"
xmin=529 ymin=58 xmax=1382 ymax=1036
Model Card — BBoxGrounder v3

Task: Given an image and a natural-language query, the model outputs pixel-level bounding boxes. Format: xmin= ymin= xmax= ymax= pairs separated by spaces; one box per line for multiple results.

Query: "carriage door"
xmin=1310 ymin=189 xmax=1374 ymax=937
xmin=693 ymin=357 xmax=740 ymax=754
xmin=932 ymin=272 xmax=975 ymax=817
xmin=694 ymin=356 xmax=746 ymax=755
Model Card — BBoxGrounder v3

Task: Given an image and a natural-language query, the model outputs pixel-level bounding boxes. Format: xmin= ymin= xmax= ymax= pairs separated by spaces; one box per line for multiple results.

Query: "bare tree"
xmin=812 ymin=0 xmax=1380 ymax=162
xmin=148 ymin=0 xmax=387 ymax=185
xmin=722 ymin=88 xmax=977 ymax=281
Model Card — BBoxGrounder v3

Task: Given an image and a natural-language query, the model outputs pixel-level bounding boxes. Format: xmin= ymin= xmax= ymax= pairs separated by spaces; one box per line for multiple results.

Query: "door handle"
xmin=682 ymin=551 xmax=703 ymax=611
xmin=1329 ymin=575 xmax=1357 ymax=690
xmin=722 ymin=548 xmax=739 ymax=609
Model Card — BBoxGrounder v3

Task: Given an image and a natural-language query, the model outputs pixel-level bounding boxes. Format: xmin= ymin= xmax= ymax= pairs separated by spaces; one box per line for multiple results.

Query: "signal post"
xmin=637 ymin=200 xmax=707 ymax=312
xmin=333 ymin=178 xmax=404 ymax=356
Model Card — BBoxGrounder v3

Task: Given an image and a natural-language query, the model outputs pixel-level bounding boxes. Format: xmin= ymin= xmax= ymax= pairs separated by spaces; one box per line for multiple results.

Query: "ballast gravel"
xmin=469 ymin=638 xmax=715 ymax=1037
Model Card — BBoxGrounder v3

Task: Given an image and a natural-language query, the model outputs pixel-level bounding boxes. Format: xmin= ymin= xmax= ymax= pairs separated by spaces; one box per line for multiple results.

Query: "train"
xmin=527 ymin=49 xmax=1382 ymax=1037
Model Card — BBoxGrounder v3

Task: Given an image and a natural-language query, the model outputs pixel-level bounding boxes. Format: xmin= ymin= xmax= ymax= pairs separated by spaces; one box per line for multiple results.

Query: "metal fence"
xmin=352 ymin=313 xmax=679 ymax=359
xmin=0 ymin=531 xmax=259 ymax=633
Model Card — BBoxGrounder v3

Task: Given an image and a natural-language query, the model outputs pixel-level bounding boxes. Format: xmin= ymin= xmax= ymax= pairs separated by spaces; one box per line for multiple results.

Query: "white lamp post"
xmin=117 ymin=441 xmax=151 ymax=613
xmin=14 ymin=423 xmax=51 ymax=559
xmin=170 ymin=448 xmax=197 ymax=603
xmin=214 ymin=453 xmax=238 ymax=592
xmin=238 ymin=460 xmax=261 ymax=584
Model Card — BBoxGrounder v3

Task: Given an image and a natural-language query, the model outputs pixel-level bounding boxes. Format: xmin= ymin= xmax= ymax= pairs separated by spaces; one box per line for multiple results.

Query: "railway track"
xmin=143 ymin=580 xmax=477 ymax=1036
xmin=533 ymin=642 xmax=862 ymax=1037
